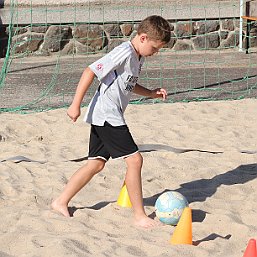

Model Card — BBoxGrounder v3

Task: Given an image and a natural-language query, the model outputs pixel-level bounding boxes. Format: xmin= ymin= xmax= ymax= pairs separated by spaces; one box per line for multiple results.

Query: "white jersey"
xmin=84 ymin=41 xmax=144 ymax=126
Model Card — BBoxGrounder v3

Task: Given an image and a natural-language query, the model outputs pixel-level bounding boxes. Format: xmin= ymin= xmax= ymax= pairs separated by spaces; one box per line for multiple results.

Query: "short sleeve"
xmin=89 ymin=42 xmax=132 ymax=82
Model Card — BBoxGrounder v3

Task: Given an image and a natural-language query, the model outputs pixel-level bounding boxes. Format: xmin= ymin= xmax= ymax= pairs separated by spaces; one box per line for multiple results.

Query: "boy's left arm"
xmin=133 ymin=83 xmax=167 ymax=100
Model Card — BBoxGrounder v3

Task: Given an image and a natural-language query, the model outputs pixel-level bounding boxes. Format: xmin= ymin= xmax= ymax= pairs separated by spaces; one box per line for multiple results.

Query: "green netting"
xmin=0 ymin=0 xmax=257 ymax=113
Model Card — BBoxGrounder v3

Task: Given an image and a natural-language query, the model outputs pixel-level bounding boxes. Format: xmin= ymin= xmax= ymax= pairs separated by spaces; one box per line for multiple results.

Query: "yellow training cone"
xmin=170 ymin=207 xmax=192 ymax=245
xmin=117 ymin=183 xmax=132 ymax=208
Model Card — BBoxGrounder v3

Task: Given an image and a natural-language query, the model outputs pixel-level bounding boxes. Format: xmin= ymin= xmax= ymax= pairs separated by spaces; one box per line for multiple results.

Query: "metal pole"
xmin=239 ymin=0 xmax=244 ymax=51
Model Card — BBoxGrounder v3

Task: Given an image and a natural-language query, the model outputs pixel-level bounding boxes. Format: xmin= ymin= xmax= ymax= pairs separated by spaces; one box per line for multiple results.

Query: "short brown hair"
xmin=137 ymin=15 xmax=171 ymax=43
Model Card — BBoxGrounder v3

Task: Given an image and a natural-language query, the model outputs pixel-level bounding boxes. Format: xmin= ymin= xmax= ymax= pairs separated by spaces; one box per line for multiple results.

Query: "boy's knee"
xmin=135 ymin=153 xmax=143 ymax=164
xmin=126 ymin=152 xmax=143 ymax=167
xmin=88 ymin=159 xmax=106 ymax=174
xmin=95 ymin=160 xmax=105 ymax=173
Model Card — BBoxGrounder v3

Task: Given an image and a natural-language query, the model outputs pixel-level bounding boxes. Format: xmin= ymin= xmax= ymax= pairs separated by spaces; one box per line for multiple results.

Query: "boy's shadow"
xmin=144 ymin=163 xmax=257 ymax=222
xmin=68 ymin=163 xmax=257 ymax=225
xmin=68 ymin=201 xmax=116 ymax=217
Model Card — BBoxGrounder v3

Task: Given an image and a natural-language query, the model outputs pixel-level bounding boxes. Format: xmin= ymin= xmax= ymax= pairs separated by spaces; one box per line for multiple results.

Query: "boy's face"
xmin=138 ymin=34 xmax=166 ymax=57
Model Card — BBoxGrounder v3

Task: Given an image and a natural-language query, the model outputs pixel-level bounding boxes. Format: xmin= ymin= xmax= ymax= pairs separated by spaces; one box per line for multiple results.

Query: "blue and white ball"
xmin=155 ymin=191 xmax=189 ymax=225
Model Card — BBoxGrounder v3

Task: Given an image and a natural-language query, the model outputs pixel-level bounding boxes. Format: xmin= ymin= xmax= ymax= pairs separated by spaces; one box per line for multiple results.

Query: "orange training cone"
xmin=117 ymin=183 xmax=132 ymax=208
xmin=170 ymin=207 xmax=192 ymax=245
xmin=243 ymin=239 xmax=257 ymax=257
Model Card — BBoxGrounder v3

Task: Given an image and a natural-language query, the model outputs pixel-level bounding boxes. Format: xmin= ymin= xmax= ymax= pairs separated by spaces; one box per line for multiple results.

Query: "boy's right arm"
xmin=67 ymin=67 xmax=95 ymax=122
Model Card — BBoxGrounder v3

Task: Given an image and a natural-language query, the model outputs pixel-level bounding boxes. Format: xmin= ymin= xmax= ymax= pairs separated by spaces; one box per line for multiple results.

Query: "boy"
xmin=52 ymin=15 xmax=171 ymax=228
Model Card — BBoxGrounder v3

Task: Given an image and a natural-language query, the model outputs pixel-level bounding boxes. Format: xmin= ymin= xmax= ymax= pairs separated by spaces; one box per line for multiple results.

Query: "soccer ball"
xmin=155 ymin=191 xmax=189 ymax=225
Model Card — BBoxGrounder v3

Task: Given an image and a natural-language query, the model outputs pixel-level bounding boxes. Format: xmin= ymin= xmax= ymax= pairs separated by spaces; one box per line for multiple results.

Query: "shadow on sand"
xmin=144 ymin=163 xmax=257 ymax=207
xmin=68 ymin=162 xmax=256 ymax=244
xmin=71 ymin=163 xmax=257 ymax=217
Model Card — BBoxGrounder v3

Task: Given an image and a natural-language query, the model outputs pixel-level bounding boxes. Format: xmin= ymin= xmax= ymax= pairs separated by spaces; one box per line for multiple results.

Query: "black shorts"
xmin=88 ymin=121 xmax=138 ymax=161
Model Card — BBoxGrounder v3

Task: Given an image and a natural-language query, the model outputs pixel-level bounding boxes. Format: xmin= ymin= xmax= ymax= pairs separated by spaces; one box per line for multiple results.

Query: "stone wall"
xmin=0 ymin=18 xmax=255 ymax=58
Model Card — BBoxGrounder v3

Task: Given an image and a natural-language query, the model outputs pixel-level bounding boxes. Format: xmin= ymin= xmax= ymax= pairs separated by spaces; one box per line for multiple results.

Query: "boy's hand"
xmin=151 ymin=88 xmax=167 ymax=100
xmin=67 ymin=104 xmax=81 ymax=122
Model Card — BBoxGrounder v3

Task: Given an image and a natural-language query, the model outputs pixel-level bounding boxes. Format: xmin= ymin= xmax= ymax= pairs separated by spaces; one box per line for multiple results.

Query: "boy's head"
xmin=132 ymin=15 xmax=171 ymax=57
xmin=137 ymin=15 xmax=171 ymax=44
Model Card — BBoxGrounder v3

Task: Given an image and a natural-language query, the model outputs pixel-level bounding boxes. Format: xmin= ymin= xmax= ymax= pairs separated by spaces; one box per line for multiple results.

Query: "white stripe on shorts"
xmin=88 ymin=156 xmax=108 ymax=162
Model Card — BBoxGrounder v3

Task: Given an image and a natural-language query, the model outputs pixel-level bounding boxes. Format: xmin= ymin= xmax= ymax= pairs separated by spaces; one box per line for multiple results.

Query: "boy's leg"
xmin=124 ymin=152 xmax=160 ymax=228
xmin=52 ymin=158 xmax=105 ymax=217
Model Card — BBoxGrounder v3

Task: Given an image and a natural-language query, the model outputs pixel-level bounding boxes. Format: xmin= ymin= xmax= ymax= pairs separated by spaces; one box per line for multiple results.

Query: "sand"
xmin=0 ymin=99 xmax=257 ymax=257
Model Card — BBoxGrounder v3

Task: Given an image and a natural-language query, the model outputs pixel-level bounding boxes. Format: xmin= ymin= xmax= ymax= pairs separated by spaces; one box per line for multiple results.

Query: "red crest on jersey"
xmin=96 ymin=63 xmax=103 ymax=71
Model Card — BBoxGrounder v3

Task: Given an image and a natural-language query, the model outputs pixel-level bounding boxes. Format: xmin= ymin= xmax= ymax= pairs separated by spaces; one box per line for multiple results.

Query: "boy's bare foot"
xmin=51 ymin=198 xmax=70 ymax=217
xmin=134 ymin=214 xmax=162 ymax=228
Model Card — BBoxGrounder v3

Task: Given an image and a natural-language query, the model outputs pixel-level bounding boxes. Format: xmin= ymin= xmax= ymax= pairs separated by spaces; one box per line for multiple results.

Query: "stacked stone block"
xmin=0 ymin=18 xmax=251 ymax=57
